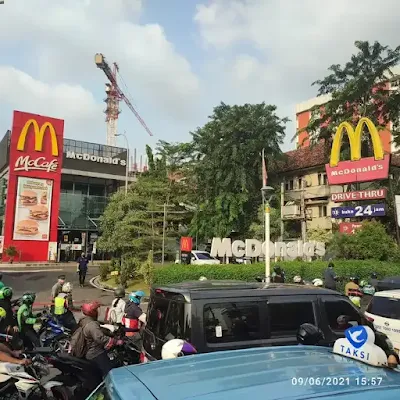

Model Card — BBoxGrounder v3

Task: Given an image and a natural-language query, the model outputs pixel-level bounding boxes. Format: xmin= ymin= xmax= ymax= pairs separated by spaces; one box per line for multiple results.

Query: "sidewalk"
xmin=0 ymin=262 xmax=103 ymax=269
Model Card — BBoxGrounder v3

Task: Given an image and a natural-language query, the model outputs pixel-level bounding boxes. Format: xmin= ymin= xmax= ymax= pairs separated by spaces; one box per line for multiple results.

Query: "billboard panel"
xmin=331 ymin=203 xmax=386 ymax=219
xmin=13 ymin=177 xmax=53 ymax=241
xmin=331 ymin=189 xmax=387 ymax=202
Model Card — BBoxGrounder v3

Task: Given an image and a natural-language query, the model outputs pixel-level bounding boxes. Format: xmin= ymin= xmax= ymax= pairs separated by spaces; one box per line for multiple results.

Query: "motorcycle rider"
xmin=271 ymin=266 xmax=285 ymax=283
xmin=0 ymin=287 xmax=18 ymax=335
xmin=17 ymin=293 xmax=41 ymax=349
xmin=108 ymin=287 xmax=126 ymax=324
xmin=345 ymin=276 xmax=360 ymax=296
xmin=51 ymin=275 xmax=66 ymax=301
xmin=122 ymin=290 xmax=146 ymax=337
xmin=79 ymin=301 xmax=123 ymax=377
xmin=54 ymin=282 xmax=77 ymax=330
xmin=370 ymin=272 xmax=379 ymax=288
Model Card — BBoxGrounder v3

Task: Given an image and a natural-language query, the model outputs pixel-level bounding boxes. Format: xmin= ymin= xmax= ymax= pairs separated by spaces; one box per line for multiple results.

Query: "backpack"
xmin=70 ymin=322 xmax=88 ymax=358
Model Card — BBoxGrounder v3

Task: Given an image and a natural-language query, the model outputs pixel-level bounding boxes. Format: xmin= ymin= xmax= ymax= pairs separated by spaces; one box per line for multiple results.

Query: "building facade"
xmin=0 ymin=116 xmax=136 ymax=261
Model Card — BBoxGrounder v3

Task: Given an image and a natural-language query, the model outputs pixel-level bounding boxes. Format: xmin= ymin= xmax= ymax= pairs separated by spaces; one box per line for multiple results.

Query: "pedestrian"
xmin=323 ymin=261 xmax=338 ymax=291
xmin=77 ymin=253 xmax=89 ymax=287
xmin=51 ymin=275 xmax=66 ymax=301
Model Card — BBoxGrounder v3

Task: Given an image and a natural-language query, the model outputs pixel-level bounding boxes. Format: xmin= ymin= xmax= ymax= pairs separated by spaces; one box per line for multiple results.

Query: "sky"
xmin=0 ymin=0 xmax=399 ymax=161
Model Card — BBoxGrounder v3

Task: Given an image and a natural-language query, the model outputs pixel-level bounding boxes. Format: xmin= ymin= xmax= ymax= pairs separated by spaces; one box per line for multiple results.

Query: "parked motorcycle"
xmin=0 ymin=354 xmax=70 ymax=399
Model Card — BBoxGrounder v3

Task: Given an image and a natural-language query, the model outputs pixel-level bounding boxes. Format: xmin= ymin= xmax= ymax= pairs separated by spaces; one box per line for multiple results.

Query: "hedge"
xmin=153 ymin=261 xmax=400 ymax=292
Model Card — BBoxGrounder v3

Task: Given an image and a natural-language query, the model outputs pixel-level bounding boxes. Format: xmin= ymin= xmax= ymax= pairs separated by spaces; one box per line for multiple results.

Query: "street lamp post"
xmin=116 ymin=133 xmax=129 ymax=195
xmin=261 ymin=185 xmax=274 ymax=283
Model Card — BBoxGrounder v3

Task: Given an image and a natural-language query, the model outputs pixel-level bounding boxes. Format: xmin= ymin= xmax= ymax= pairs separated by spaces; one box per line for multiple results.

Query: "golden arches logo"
xmin=182 ymin=238 xmax=189 ymax=249
xmin=16 ymin=119 xmax=58 ymax=156
xmin=330 ymin=117 xmax=384 ymax=167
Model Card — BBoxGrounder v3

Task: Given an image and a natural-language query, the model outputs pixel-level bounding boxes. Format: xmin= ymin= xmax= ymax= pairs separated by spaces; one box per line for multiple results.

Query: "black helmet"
xmin=371 ymin=272 xmax=378 ymax=279
xmin=114 ymin=287 xmax=125 ymax=298
xmin=273 ymin=266 xmax=282 ymax=275
xmin=297 ymin=323 xmax=324 ymax=346
xmin=350 ymin=276 xmax=359 ymax=284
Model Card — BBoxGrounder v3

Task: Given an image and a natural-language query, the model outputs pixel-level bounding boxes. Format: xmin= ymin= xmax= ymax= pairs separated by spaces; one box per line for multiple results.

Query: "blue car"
xmin=87 ymin=340 xmax=400 ymax=399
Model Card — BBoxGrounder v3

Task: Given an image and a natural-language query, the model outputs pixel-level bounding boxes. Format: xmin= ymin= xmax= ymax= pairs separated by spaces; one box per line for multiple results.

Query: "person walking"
xmin=77 ymin=253 xmax=89 ymax=287
xmin=323 ymin=261 xmax=339 ymax=291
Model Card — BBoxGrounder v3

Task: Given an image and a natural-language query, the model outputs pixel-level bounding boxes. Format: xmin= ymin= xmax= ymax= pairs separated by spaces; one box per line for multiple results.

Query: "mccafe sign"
xmin=210 ymin=238 xmax=326 ymax=259
xmin=66 ymin=151 xmax=126 ymax=166
xmin=14 ymin=119 xmax=59 ymax=173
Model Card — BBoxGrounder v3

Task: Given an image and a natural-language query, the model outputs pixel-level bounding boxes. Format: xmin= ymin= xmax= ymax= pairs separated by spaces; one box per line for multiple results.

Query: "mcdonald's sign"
xmin=180 ymin=236 xmax=193 ymax=252
xmin=325 ymin=117 xmax=390 ymax=185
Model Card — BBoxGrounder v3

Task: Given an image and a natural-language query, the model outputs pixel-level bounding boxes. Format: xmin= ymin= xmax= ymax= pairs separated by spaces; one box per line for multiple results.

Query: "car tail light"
xmin=365 ymin=315 xmax=374 ymax=323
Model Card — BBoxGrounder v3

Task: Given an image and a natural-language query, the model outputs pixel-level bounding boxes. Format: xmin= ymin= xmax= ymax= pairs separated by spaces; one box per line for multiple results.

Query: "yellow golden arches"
xmin=330 ymin=117 xmax=384 ymax=167
xmin=16 ymin=119 xmax=58 ymax=156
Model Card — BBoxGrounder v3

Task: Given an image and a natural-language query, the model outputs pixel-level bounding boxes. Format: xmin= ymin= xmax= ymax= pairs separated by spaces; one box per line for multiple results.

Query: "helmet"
xmin=350 ymin=276 xmax=359 ymax=284
xmin=312 ymin=279 xmax=323 ymax=287
xmin=62 ymin=282 xmax=73 ymax=293
xmin=297 ymin=323 xmax=324 ymax=345
xmin=129 ymin=290 xmax=145 ymax=305
xmin=371 ymin=272 xmax=378 ymax=279
xmin=161 ymin=339 xmax=197 ymax=360
xmin=0 ymin=307 xmax=6 ymax=321
xmin=273 ymin=266 xmax=282 ymax=275
xmin=293 ymin=275 xmax=302 ymax=284
xmin=81 ymin=301 xmax=101 ymax=319
xmin=337 ymin=315 xmax=350 ymax=326
xmin=199 ymin=276 xmax=207 ymax=281
xmin=22 ymin=293 xmax=36 ymax=305
xmin=350 ymin=296 xmax=361 ymax=308
xmin=359 ymin=280 xmax=368 ymax=288
xmin=362 ymin=285 xmax=376 ymax=296
xmin=0 ymin=287 xmax=13 ymax=300
xmin=114 ymin=287 xmax=125 ymax=298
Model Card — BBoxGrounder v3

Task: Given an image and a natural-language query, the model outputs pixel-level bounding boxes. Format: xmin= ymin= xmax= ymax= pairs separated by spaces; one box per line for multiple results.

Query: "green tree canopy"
xmin=304 ymin=40 xmax=400 ymax=150
xmin=191 ymin=102 xmax=288 ymax=238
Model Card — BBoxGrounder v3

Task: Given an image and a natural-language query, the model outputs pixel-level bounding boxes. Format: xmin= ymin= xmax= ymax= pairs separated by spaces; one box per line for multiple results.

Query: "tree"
xmin=190 ymin=102 xmax=288 ymax=238
xmin=304 ymin=41 xmax=400 ymax=149
xmin=97 ymin=146 xmax=191 ymax=261
xmin=248 ymin=204 xmax=281 ymax=241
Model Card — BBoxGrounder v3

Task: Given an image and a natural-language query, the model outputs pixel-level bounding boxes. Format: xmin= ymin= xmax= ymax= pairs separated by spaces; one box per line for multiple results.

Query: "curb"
xmin=90 ymin=275 xmax=150 ymax=302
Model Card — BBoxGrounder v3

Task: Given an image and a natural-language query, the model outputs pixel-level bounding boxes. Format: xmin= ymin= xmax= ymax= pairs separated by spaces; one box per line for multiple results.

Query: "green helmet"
xmin=0 ymin=287 xmax=13 ymax=300
xmin=359 ymin=280 xmax=368 ymax=288
xmin=22 ymin=292 xmax=36 ymax=305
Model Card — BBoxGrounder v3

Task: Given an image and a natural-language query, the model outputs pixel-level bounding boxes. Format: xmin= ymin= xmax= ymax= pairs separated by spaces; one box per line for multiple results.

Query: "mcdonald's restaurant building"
xmin=0 ymin=111 xmax=135 ymax=262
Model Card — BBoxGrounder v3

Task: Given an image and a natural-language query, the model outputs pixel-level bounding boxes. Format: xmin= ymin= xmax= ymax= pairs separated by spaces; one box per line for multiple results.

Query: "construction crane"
xmin=94 ymin=53 xmax=154 ymax=147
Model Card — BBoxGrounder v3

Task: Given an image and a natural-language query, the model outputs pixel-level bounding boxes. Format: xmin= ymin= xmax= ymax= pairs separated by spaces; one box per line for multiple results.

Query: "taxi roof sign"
xmin=333 ymin=326 xmax=388 ymax=367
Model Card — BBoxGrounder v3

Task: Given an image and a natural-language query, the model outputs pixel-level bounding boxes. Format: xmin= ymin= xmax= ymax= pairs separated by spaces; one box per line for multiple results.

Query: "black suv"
xmin=142 ymin=280 xmax=369 ymax=360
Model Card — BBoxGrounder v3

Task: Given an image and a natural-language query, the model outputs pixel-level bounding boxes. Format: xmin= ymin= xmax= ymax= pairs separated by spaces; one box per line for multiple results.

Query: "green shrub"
xmin=153 ymin=260 xmax=400 ymax=289
xmin=99 ymin=264 xmax=109 ymax=281
xmin=139 ymin=250 xmax=155 ymax=286
xmin=110 ymin=258 xmax=121 ymax=271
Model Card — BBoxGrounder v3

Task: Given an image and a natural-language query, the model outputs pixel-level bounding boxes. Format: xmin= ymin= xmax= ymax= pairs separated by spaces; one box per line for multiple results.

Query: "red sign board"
xmin=180 ymin=237 xmax=193 ymax=252
xmin=331 ymin=188 xmax=387 ymax=203
xmin=2 ymin=111 xmax=64 ymax=262
xmin=325 ymin=155 xmax=390 ymax=185
xmin=339 ymin=222 xmax=363 ymax=235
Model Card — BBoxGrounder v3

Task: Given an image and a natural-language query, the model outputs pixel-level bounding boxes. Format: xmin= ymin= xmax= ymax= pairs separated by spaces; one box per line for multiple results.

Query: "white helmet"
xmin=161 ymin=339 xmax=197 ymax=360
xmin=312 ymin=279 xmax=323 ymax=287
xmin=62 ymin=282 xmax=73 ymax=293
xmin=293 ymin=275 xmax=302 ymax=284
xmin=199 ymin=276 xmax=207 ymax=281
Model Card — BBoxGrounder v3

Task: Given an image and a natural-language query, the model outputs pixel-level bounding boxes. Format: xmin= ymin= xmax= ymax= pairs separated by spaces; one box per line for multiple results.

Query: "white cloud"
xmin=0 ymin=0 xmax=200 ymax=149
xmin=195 ymin=0 xmax=400 ymax=149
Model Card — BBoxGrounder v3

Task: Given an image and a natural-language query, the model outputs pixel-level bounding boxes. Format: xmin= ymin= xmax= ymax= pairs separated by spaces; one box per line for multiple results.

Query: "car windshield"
xmin=195 ymin=252 xmax=214 ymax=260
xmin=367 ymin=296 xmax=400 ymax=319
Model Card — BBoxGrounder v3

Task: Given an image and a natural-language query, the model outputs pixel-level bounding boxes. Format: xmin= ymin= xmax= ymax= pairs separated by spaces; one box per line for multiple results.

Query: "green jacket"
xmin=17 ymin=304 xmax=38 ymax=331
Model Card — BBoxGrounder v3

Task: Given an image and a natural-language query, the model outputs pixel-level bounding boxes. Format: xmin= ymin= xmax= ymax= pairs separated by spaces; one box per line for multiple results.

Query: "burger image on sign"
xmin=29 ymin=205 xmax=48 ymax=221
xmin=41 ymin=192 xmax=47 ymax=205
xmin=15 ymin=220 xmax=39 ymax=236
xmin=19 ymin=190 xmax=37 ymax=206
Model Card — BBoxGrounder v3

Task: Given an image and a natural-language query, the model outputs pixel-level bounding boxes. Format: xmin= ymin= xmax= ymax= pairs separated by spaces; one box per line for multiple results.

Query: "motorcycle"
xmin=0 ymin=354 xmax=71 ymax=399
xmin=37 ymin=310 xmax=72 ymax=353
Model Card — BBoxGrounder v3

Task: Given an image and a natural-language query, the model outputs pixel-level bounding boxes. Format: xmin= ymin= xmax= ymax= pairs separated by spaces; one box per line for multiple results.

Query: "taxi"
xmin=87 ymin=326 xmax=400 ymax=400
xmin=365 ymin=290 xmax=400 ymax=354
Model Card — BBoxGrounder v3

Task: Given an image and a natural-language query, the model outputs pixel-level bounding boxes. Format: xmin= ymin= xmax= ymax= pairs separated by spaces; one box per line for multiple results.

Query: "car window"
xmin=147 ymin=297 xmax=170 ymax=336
xmin=204 ymin=302 xmax=261 ymax=343
xmin=324 ymin=300 xmax=361 ymax=330
xmin=163 ymin=301 xmax=185 ymax=341
xmin=196 ymin=252 xmax=214 ymax=260
xmin=269 ymin=302 xmax=315 ymax=337
xmin=87 ymin=383 xmax=111 ymax=400
xmin=367 ymin=296 xmax=400 ymax=319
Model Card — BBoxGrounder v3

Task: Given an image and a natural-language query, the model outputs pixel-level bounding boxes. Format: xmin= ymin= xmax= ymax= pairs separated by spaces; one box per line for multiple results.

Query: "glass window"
xmin=324 ymin=300 xmax=361 ymax=330
xmin=89 ymin=184 xmax=105 ymax=197
xmin=87 ymin=383 xmax=111 ymax=400
xmin=195 ymin=252 xmax=214 ymax=260
xmin=147 ymin=297 xmax=170 ymax=337
xmin=319 ymin=205 xmax=327 ymax=217
xmin=269 ymin=302 xmax=315 ymax=337
xmin=204 ymin=302 xmax=261 ymax=343
xmin=74 ymin=183 xmax=88 ymax=195
xmin=367 ymin=296 xmax=400 ymax=320
xmin=61 ymin=181 xmax=73 ymax=193
xmin=285 ymin=179 xmax=294 ymax=191
xmin=163 ymin=301 xmax=184 ymax=341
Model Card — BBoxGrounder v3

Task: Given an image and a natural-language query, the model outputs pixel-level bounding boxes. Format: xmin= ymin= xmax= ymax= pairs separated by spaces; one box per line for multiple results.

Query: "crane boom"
xmin=95 ymin=53 xmax=154 ymax=139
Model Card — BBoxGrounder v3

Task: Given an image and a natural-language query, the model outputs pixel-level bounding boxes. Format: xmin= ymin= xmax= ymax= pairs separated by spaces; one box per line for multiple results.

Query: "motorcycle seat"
xmin=57 ymin=352 xmax=95 ymax=368
xmin=29 ymin=347 xmax=54 ymax=355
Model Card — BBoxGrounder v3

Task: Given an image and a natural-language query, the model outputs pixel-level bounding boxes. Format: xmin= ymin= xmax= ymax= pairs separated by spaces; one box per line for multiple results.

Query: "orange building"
xmin=296 ymin=66 xmax=400 ymax=153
